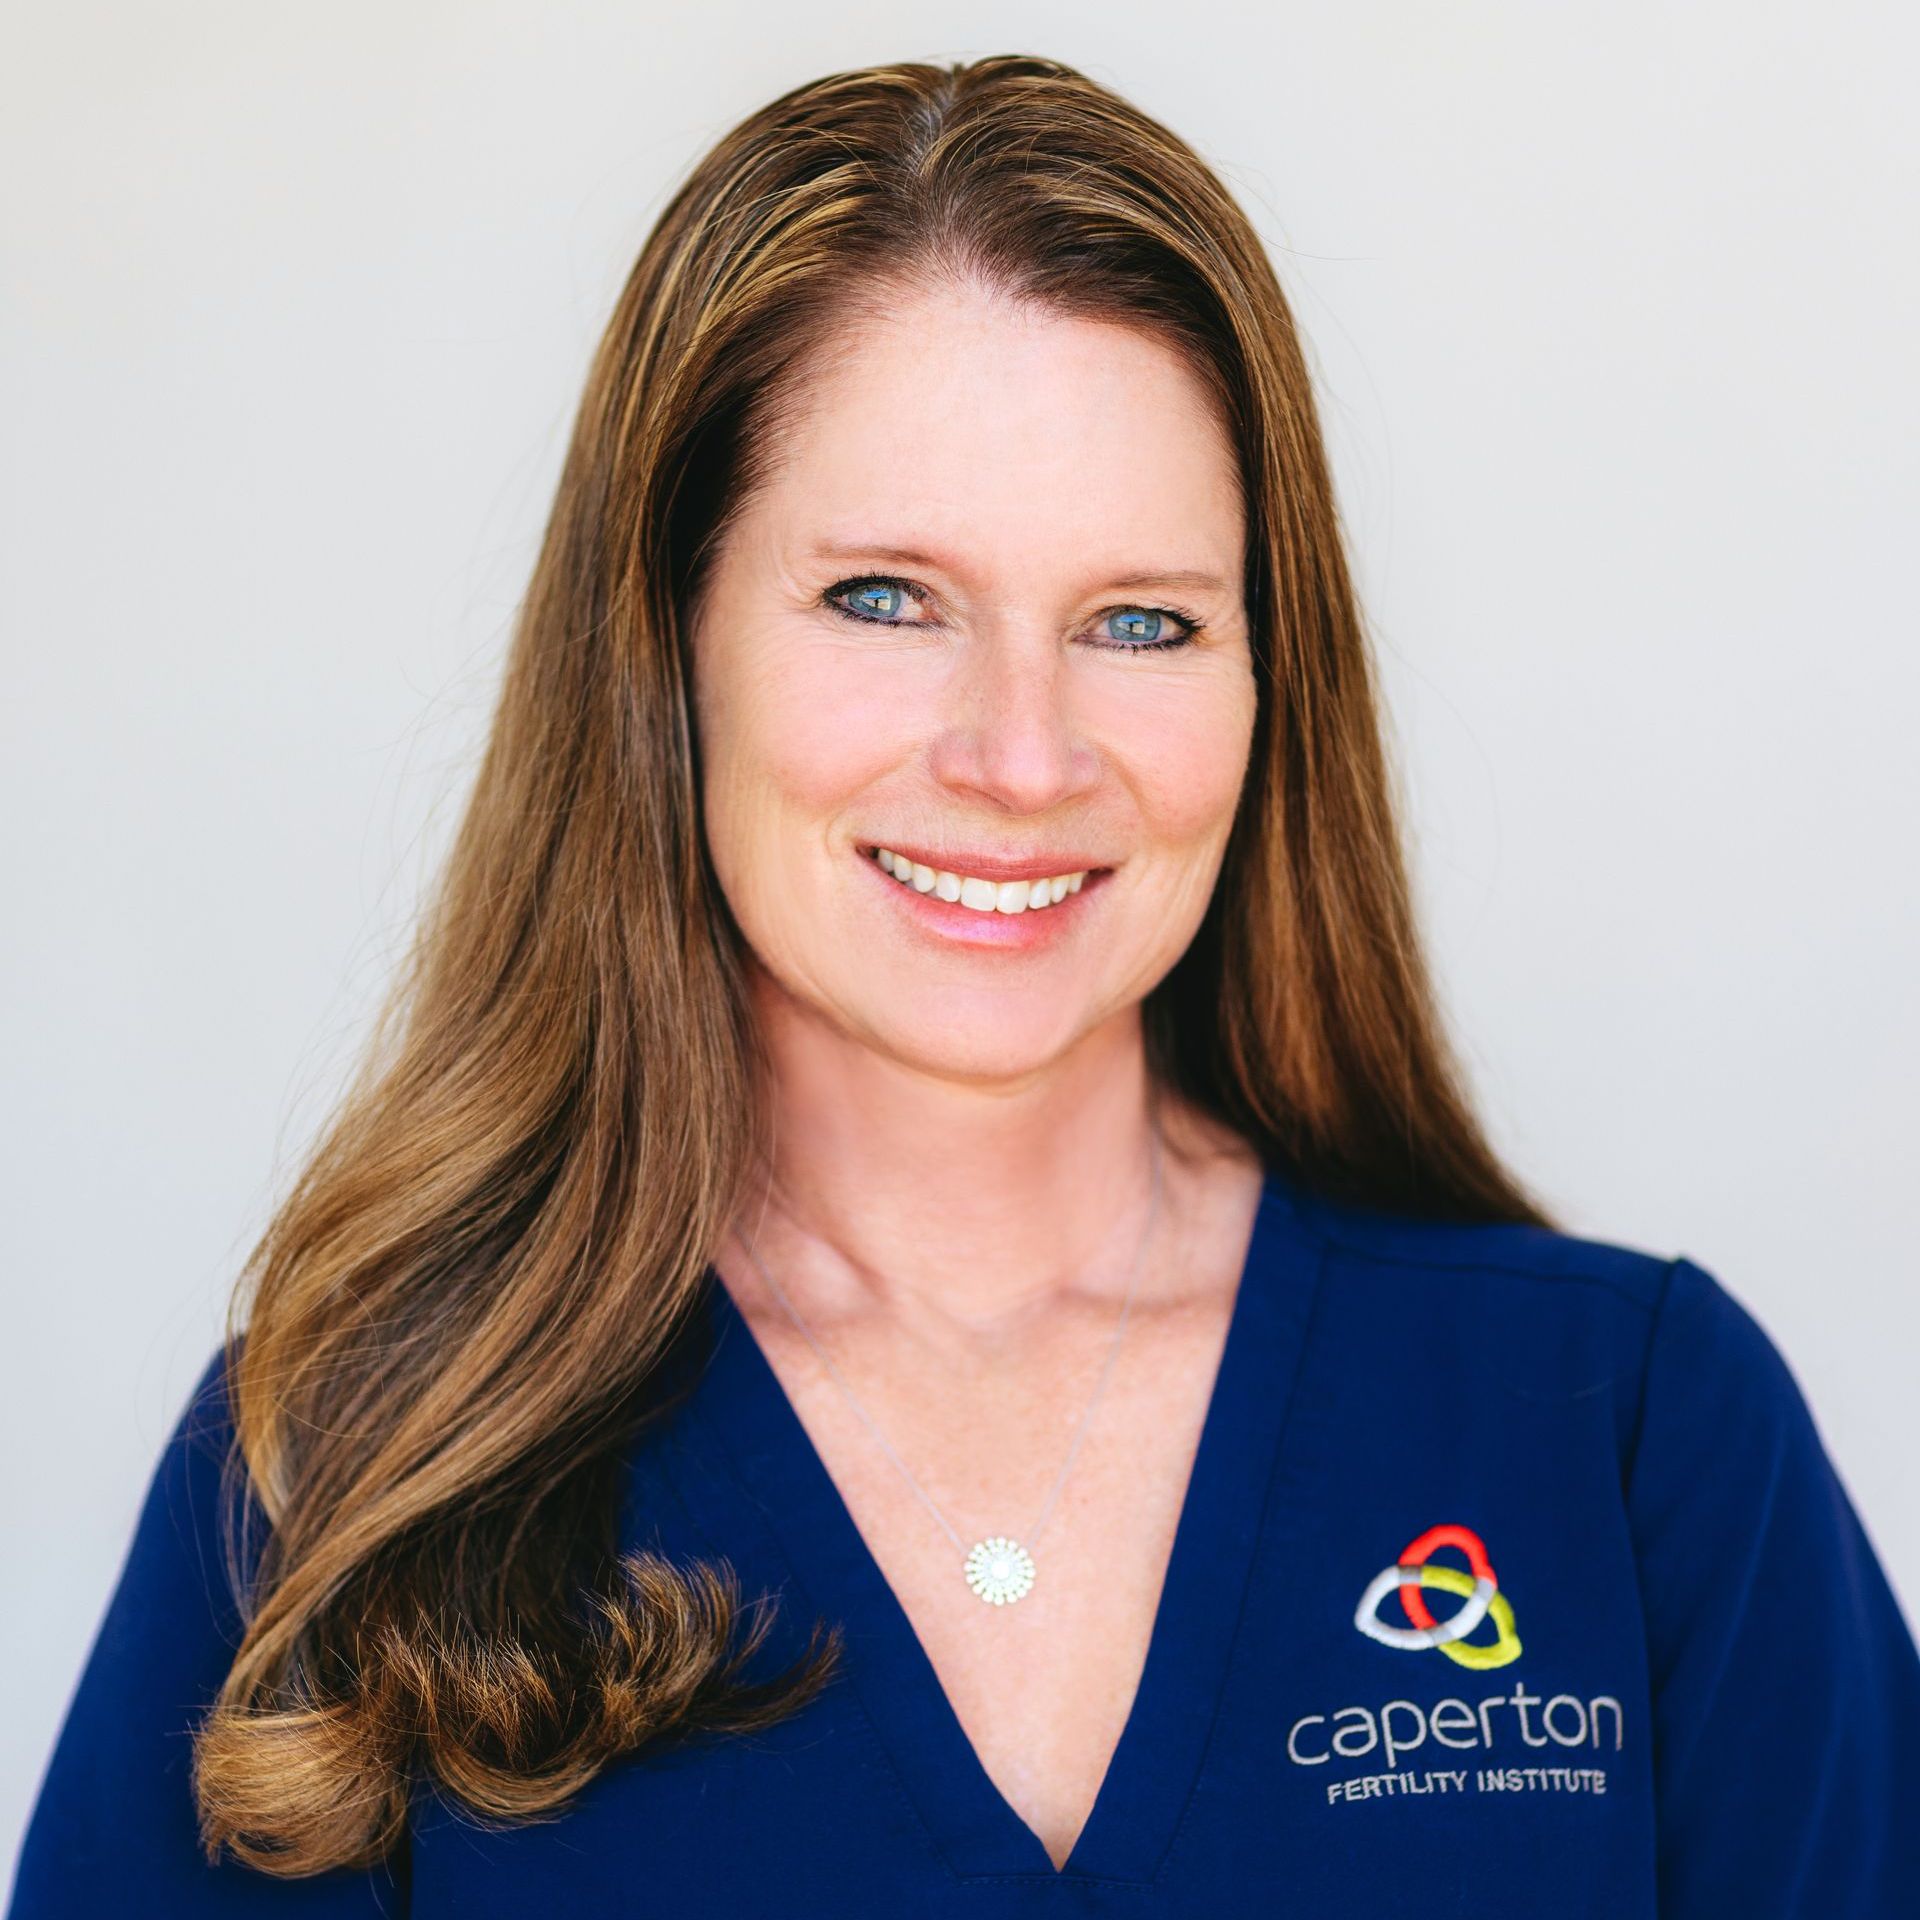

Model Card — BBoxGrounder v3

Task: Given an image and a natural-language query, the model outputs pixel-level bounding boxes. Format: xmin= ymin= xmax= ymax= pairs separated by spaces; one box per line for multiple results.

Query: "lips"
xmin=859 ymin=841 xmax=1109 ymax=940
xmin=858 ymin=842 xmax=1112 ymax=884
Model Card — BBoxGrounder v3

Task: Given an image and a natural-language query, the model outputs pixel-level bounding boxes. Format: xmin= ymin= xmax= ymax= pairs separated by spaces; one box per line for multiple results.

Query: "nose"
xmin=925 ymin=624 xmax=1102 ymax=814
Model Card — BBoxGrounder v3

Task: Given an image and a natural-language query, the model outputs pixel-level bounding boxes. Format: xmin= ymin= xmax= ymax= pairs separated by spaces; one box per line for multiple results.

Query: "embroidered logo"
xmin=1354 ymin=1522 xmax=1522 ymax=1670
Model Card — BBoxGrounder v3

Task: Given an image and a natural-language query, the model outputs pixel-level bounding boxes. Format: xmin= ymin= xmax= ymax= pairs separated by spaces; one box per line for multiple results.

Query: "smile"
xmin=870 ymin=847 xmax=1089 ymax=914
xmin=856 ymin=844 xmax=1112 ymax=949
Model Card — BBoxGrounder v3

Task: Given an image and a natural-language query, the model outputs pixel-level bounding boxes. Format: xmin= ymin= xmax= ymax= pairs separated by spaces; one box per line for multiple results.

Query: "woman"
xmin=11 ymin=52 xmax=1918 ymax=1918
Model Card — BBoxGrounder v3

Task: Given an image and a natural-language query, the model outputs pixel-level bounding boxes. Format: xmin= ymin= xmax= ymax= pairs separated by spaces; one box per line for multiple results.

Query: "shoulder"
xmin=135 ymin=1339 xmax=252 ymax=1617
xmin=81 ymin=1336 xmax=256 ymax=1666
xmin=1255 ymin=1166 xmax=1794 ymax=1469
xmin=1268 ymin=1162 xmax=1678 ymax=1319
xmin=168 ymin=1339 xmax=244 ymax=1479
xmin=1263 ymin=1164 xmax=1864 ymax=1523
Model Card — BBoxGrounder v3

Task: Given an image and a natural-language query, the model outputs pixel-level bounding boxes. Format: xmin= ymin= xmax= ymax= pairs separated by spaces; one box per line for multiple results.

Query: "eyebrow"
xmin=805 ymin=541 xmax=1230 ymax=597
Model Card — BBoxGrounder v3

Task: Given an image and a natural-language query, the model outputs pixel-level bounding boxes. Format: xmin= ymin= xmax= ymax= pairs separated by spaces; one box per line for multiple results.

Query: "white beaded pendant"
xmin=964 ymin=1535 xmax=1037 ymax=1605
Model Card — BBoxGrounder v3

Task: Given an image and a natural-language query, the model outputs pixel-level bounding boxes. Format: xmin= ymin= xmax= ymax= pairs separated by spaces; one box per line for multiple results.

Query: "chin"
xmin=862 ymin=1002 xmax=1092 ymax=1083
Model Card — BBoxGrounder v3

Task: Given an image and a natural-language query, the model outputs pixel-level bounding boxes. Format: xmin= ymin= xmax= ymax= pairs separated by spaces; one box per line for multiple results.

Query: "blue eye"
xmin=1106 ymin=607 xmax=1168 ymax=645
xmin=821 ymin=575 xmax=1200 ymax=652
xmin=842 ymin=581 xmax=910 ymax=620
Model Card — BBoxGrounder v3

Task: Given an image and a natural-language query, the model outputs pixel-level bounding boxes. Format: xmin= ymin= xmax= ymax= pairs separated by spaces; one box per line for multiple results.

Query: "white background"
xmin=5 ymin=0 xmax=1916 ymax=1879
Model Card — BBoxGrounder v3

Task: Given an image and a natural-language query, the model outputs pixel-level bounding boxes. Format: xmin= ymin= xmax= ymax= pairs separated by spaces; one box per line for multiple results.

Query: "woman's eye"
xmin=1101 ymin=606 xmax=1195 ymax=650
xmin=822 ymin=576 xmax=1199 ymax=651
xmin=831 ymin=579 xmax=919 ymax=622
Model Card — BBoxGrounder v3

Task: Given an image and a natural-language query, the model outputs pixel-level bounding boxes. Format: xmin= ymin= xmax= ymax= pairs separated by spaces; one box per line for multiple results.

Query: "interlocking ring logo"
xmin=1354 ymin=1522 xmax=1522 ymax=1670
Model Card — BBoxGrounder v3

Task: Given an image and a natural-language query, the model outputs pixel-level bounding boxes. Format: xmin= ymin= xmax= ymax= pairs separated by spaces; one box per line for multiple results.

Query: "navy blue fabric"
xmin=13 ymin=1164 xmax=1920 ymax=1914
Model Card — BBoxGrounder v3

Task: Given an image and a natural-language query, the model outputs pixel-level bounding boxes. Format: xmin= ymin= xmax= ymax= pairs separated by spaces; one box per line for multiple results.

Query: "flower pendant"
xmin=964 ymin=1535 xmax=1037 ymax=1605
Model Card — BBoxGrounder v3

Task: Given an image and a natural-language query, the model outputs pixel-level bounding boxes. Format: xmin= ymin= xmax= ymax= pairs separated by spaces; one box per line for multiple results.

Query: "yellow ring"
xmin=1415 ymin=1562 xmax=1522 ymax=1670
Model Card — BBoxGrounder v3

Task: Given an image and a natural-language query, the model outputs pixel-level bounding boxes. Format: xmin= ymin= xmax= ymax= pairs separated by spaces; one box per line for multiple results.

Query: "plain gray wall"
xmin=6 ymin=0 xmax=1916 ymax=1879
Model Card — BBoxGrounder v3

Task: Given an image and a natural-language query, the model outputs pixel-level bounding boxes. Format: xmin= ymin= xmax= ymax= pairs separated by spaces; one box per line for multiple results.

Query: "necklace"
xmin=730 ymin=1115 xmax=1165 ymax=1606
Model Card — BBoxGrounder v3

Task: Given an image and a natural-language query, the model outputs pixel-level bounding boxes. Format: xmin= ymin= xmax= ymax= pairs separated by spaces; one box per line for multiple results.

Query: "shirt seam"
xmin=1308 ymin=1237 xmax=1667 ymax=1313
xmin=1621 ymin=1254 xmax=1685 ymax=1502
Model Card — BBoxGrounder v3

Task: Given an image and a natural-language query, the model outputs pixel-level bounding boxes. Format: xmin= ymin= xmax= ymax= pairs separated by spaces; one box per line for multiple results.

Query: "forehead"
xmin=748 ymin=283 xmax=1244 ymax=586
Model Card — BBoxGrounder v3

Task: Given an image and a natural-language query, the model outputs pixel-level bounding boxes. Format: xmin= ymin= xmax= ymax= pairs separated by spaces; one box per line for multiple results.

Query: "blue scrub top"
xmin=12 ymin=1163 xmax=1920 ymax=1915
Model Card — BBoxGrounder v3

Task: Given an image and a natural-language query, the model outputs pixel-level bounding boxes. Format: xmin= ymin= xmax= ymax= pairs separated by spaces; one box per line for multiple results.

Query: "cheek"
xmin=695 ymin=629 xmax=910 ymax=921
xmin=698 ymin=628 xmax=909 ymax=867
xmin=1102 ymin=665 xmax=1257 ymax=845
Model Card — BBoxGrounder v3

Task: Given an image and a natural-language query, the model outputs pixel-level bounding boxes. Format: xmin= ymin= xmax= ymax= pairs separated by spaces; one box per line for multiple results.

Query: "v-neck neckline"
xmin=668 ymin=1165 xmax=1325 ymax=1885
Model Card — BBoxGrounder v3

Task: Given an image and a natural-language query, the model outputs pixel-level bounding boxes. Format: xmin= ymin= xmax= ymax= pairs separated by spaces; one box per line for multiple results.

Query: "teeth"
xmin=873 ymin=849 xmax=1090 ymax=914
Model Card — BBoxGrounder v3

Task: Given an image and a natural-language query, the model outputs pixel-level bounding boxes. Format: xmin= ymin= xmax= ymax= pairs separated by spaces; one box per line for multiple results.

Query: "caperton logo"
xmin=1285 ymin=1682 xmax=1625 ymax=1769
xmin=1354 ymin=1521 xmax=1521 ymax=1670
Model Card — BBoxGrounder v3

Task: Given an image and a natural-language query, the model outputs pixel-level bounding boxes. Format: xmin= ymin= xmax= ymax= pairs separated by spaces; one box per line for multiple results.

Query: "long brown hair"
xmin=192 ymin=52 xmax=1558 ymax=1876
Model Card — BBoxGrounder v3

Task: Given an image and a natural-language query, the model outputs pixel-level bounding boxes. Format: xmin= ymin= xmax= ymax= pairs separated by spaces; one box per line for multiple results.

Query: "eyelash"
xmin=820 ymin=574 xmax=1203 ymax=652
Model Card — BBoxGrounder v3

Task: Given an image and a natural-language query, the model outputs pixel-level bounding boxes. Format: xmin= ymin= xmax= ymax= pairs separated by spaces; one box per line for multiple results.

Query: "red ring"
xmin=1394 ymin=1522 xmax=1498 ymax=1634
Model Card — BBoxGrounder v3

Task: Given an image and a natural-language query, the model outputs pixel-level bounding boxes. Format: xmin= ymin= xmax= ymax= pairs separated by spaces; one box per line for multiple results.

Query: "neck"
xmin=731 ymin=971 xmax=1198 ymax=1339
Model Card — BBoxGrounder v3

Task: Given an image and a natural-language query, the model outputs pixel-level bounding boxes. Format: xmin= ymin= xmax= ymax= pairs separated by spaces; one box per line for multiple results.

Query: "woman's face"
xmin=689 ymin=279 xmax=1257 ymax=1083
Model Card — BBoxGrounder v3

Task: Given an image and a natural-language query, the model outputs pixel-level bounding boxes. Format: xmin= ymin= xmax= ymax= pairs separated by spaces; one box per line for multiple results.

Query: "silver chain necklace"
xmin=730 ymin=1116 xmax=1165 ymax=1607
